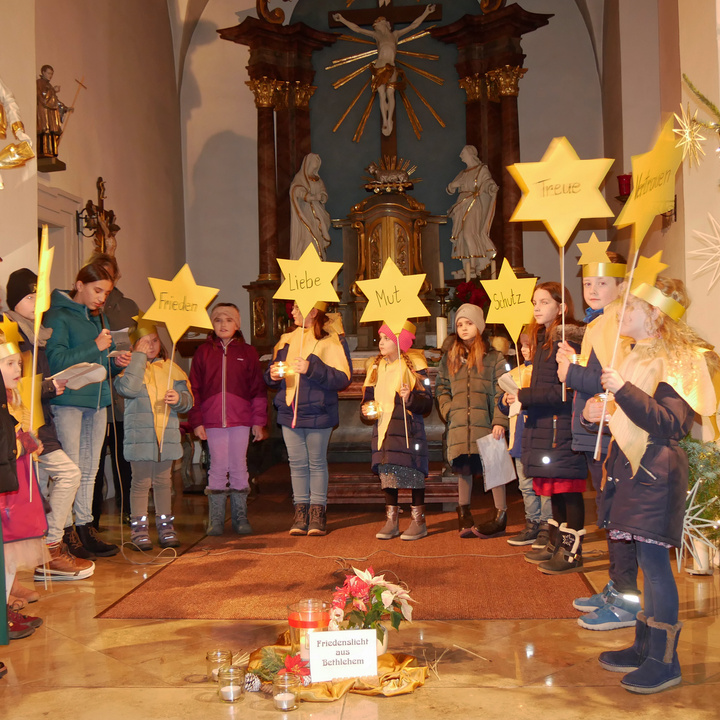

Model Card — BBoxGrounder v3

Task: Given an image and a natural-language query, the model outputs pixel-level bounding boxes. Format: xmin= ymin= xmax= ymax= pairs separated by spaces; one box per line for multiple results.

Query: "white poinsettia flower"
xmin=380 ymin=589 xmax=395 ymax=609
xmin=399 ymin=599 xmax=414 ymax=622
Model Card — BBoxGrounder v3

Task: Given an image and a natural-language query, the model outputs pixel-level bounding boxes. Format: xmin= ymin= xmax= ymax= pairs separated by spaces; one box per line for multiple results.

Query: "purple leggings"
xmin=206 ymin=426 xmax=251 ymax=491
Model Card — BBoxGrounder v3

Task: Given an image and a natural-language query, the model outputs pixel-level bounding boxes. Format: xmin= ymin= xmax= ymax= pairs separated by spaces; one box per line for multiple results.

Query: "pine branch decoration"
xmin=683 ymin=74 xmax=720 ymax=124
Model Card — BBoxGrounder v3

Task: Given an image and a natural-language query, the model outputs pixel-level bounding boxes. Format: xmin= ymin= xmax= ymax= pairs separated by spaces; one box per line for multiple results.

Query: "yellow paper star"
xmin=356 ymin=258 xmax=429 ymax=335
xmin=508 ymin=137 xmax=614 ymax=247
xmin=615 ymin=117 xmax=683 ymax=250
xmin=19 ymin=351 xmax=44 ymax=434
xmin=143 ymin=264 xmax=219 ymax=345
xmin=35 ymin=226 xmax=55 ymax=339
xmin=480 ymin=259 xmax=538 ymax=343
xmin=0 ymin=314 xmax=23 ymax=346
xmin=577 ymin=233 xmax=611 ymax=266
xmin=274 ymin=245 xmax=342 ymax=318
xmin=631 ymin=251 xmax=669 ymax=291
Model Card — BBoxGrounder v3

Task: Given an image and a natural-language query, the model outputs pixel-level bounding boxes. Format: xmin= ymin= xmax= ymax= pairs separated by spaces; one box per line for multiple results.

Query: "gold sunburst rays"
xmin=674 ymin=103 xmax=706 ymax=167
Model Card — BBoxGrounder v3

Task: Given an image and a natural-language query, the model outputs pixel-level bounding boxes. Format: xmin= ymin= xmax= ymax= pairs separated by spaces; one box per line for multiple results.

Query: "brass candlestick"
xmin=436 ymin=287 xmax=450 ymax=318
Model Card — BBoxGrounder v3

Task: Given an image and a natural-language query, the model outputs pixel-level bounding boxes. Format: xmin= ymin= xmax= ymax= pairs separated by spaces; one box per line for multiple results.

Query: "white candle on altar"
xmin=436 ymin=317 xmax=447 ymax=348
xmin=463 ymin=260 xmax=472 ymax=282
xmin=438 ymin=261 xmax=445 ymax=288
xmin=220 ymin=685 xmax=242 ymax=701
xmin=274 ymin=692 xmax=297 ymax=710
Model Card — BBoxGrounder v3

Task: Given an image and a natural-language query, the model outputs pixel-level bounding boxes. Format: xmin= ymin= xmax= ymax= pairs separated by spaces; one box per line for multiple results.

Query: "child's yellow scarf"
xmin=142 ymin=358 xmax=190 ymax=445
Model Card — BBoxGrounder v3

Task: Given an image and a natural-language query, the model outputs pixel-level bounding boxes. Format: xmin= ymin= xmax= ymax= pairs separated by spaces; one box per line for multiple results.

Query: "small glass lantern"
xmin=287 ymin=599 xmax=330 ymax=661
xmin=206 ymin=649 xmax=232 ymax=682
xmin=362 ymin=400 xmax=380 ymax=420
xmin=273 ymin=674 xmax=301 ymax=711
xmin=593 ymin=391 xmax=616 ymax=416
xmin=217 ymin=666 xmax=245 ymax=703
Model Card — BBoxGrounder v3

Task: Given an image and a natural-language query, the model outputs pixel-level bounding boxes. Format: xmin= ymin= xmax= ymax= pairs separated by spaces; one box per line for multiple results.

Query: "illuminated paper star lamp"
xmin=508 ymin=137 xmax=614 ymax=248
xmin=615 ymin=117 xmax=683 ymax=251
xmin=356 ymin=258 xmax=429 ymax=335
xmin=577 ymin=233 xmax=612 ymax=266
xmin=143 ymin=264 xmax=218 ymax=345
xmin=480 ymin=259 xmax=537 ymax=343
xmin=18 ymin=352 xmax=44 ymax=435
xmin=274 ymin=245 xmax=342 ymax=318
xmin=630 ymin=251 xmax=668 ymax=291
xmin=0 ymin=314 xmax=23 ymax=347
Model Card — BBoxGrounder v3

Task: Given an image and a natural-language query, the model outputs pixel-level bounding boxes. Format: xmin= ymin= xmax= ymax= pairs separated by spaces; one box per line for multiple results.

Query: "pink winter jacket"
xmin=188 ymin=334 xmax=267 ymax=430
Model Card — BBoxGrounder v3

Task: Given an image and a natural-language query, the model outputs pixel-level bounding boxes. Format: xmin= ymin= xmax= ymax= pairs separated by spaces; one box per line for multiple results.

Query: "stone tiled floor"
xmin=2 ymin=477 xmax=719 ymax=719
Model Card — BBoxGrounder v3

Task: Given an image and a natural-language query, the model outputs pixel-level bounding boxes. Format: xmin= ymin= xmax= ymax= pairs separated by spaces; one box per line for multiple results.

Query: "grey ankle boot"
xmin=156 ymin=514 xmax=180 ymax=548
xmin=130 ymin=515 xmax=153 ymax=551
xmin=376 ymin=505 xmax=400 ymax=540
xmin=401 ymin=505 xmax=427 ymax=541
xmin=206 ymin=489 xmax=227 ymax=536
xmin=230 ymin=490 xmax=252 ymax=535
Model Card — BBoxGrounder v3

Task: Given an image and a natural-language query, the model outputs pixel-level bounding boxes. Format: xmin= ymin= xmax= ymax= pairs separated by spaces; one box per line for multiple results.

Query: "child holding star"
xmin=586 ymin=277 xmax=718 ymax=694
xmin=362 ymin=322 xmax=433 ymax=541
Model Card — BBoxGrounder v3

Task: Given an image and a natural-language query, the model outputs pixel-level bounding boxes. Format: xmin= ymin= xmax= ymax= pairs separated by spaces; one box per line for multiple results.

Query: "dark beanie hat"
xmin=6 ymin=268 xmax=38 ymax=311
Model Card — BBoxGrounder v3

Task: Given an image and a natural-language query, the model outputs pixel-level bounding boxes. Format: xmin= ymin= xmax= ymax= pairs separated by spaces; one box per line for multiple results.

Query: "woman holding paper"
xmin=435 ymin=304 xmax=509 ymax=537
xmin=44 ymin=260 xmax=131 ymax=559
xmin=266 ymin=302 xmax=351 ymax=537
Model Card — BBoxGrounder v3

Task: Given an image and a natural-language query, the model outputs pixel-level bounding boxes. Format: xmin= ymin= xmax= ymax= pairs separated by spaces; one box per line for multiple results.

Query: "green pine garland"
xmin=680 ymin=435 xmax=720 ymax=542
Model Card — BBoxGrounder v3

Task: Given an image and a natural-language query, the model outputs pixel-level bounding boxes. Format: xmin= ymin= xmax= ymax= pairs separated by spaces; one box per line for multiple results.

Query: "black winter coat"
xmin=363 ymin=371 xmax=433 ymax=477
xmin=600 ymin=381 xmax=693 ymax=547
xmin=0 ymin=373 xmax=19 ymax=494
xmin=518 ymin=327 xmax=587 ymax=480
xmin=566 ymin=347 xmax=610 ymax=454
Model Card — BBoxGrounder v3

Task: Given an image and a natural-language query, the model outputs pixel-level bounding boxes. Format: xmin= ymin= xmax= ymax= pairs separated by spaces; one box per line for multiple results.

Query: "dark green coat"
xmin=436 ymin=347 xmax=509 ymax=465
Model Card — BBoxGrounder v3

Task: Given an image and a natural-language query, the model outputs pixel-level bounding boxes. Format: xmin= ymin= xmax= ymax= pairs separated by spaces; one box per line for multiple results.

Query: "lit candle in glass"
xmin=362 ymin=400 xmax=380 ymax=420
xmin=275 ymin=361 xmax=288 ymax=378
xmin=287 ymin=599 xmax=330 ymax=661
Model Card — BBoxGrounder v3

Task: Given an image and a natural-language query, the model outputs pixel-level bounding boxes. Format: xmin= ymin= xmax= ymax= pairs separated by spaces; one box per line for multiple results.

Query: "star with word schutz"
xmin=481 ymin=259 xmax=537 ymax=343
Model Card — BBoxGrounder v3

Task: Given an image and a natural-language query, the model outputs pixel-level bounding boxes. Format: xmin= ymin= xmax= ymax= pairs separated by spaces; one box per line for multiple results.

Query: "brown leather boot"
xmin=400 ymin=505 xmax=427 ymax=541
xmin=376 ymin=505 xmax=400 ymax=540
xmin=34 ymin=542 xmax=95 ymax=582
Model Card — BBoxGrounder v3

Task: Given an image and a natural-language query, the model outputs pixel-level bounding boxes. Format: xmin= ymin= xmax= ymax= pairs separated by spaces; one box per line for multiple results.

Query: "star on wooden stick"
xmin=508 ymin=137 xmax=614 ymax=248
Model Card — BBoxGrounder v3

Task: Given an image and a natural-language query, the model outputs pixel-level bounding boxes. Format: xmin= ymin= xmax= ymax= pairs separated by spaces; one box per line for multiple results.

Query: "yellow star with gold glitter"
xmin=615 ymin=118 xmax=683 ymax=251
xmin=481 ymin=259 xmax=538 ymax=343
xmin=274 ymin=244 xmax=342 ymax=318
xmin=143 ymin=264 xmax=219 ymax=345
xmin=577 ymin=233 xmax=611 ymax=266
xmin=18 ymin=352 xmax=44 ymax=434
xmin=0 ymin=314 xmax=23 ymax=347
xmin=673 ymin=103 xmax=706 ymax=168
xmin=631 ymin=251 xmax=669 ymax=291
xmin=356 ymin=258 xmax=429 ymax=335
xmin=508 ymin=137 xmax=614 ymax=248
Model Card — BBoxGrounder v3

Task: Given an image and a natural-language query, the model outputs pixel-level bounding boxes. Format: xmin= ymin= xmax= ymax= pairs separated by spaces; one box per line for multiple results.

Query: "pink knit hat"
xmin=378 ymin=321 xmax=416 ymax=352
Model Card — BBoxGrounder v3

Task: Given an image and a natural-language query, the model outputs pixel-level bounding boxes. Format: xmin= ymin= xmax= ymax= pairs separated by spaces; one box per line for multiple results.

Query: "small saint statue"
xmin=36 ymin=65 xmax=73 ymax=159
xmin=333 ymin=4 xmax=435 ymax=136
xmin=289 ymin=153 xmax=332 ymax=260
xmin=0 ymin=75 xmax=35 ymax=189
xmin=446 ymin=145 xmax=499 ymax=275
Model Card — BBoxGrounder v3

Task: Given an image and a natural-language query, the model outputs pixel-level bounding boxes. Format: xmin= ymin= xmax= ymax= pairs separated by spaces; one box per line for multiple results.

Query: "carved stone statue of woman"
xmin=290 ymin=153 xmax=332 ymax=260
xmin=446 ymin=145 xmax=498 ymax=274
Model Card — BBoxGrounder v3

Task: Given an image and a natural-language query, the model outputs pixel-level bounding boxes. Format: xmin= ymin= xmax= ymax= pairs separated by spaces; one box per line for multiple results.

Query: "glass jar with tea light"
xmin=593 ymin=392 xmax=616 ymax=416
xmin=362 ymin=400 xmax=380 ymax=420
xmin=217 ymin=666 xmax=245 ymax=703
xmin=569 ymin=353 xmax=588 ymax=367
xmin=275 ymin=361 xmax=293 ymax=378
xmin=273 ymin=674 xmax=301 ymax=711
xmin=206 ymin=649 xmax=232 ymax=681
xmin=287 ymin=599 xmax=330 ymax=661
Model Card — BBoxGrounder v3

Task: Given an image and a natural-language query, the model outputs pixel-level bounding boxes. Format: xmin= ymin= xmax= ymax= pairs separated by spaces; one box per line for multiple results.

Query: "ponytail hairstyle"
xmin=366 ymin=351 xmax=424 ymax=387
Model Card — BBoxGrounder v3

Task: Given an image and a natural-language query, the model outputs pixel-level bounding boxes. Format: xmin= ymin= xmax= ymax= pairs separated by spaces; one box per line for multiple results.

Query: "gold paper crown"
xmin=130 ymin=311 xmax=158 ymax=345
xmin=631 ymin=283 xmax=687 ymax=321
xmin=403 ymin=320 xmax=417 ymax=335
xmin=0 ymin=341 xmax=21 ymax=360
xmin=314 ymin=301 xmax=329 ymax=312
xmin=582 ymin=262 xmax=627 ymax=278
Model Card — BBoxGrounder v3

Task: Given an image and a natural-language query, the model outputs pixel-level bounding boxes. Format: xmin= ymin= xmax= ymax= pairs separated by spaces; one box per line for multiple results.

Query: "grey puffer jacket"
xmin=114 ymin=352 xmax=193 ymax=462
xmin=435 ymin=345 xmax=509 ymax=465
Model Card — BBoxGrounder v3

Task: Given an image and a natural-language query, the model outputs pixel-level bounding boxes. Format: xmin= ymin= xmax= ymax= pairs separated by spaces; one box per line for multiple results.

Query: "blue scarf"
xmin=583 ymin=307 xmax=603 ymax=324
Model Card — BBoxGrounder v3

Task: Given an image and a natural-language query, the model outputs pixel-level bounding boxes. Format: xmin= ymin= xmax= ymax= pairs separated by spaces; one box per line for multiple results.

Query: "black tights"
xmin=385 ymin=488 xmax=425 ymax=506
xmin=551 ymin=492 xmax=585 ymax=531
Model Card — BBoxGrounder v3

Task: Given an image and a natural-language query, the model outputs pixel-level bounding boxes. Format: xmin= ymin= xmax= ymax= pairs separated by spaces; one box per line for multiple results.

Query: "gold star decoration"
xmin=630 ymin=251 xmax=669 ymax=291
xmin=356 ymin=258 xmax=429 ymax=335
xmin=508 ymin=137 xmax=614 ymax=248
xmin=480 ymin=259 xmax=538 ymax=343
xmin=673 ymin=103 xmax=706 ymax=168
xmin=615 ymin=117 xmax=683 ymax=251
xmin=143 ymin=264 xmax=219 ymax=345
xmin=690 ymin=213 xmax=720 ymax=291
xmin=0 ymin=314 xmax=23 ymax=346
xmin=35 ymin=225 xmax=54 ymax=338
xmin=18 ymin=351 xmax=44 ymax=434
xmin=577 ymin=233 xmax=611 ymax=266
xmin=274 ymin=245 xmax=342 ymax=318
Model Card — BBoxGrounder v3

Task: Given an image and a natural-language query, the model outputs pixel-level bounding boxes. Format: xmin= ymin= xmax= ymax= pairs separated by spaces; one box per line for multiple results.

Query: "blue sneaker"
xmin=578 ymin=592 xmax=640 ymax=631
xmin=573 ymin=581 xmax=613 ymax=612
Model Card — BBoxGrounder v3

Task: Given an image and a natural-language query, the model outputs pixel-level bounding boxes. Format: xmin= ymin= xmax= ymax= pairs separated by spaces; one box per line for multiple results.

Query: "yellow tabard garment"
xmin=274 ymin=327 xmax=351 ymax=407
xmin=142 ymin=359 xmax=191 ymax=445
xmin=608 ymin=338 xmax=719 ymax=475
xmin=363 ymin=351 xmax=427 ymax=451
xmin=580 ymin=300 xmax=632 ymax=369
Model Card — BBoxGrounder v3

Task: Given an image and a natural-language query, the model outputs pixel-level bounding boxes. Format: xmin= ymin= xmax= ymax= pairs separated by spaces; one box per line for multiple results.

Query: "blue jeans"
xmin=52 ymin=406 xmax=108 ymax=526
xmin=516 ymin=458 xmax=551 ymax=523
xmin=281 ymin=426 xmax=333 ymax=506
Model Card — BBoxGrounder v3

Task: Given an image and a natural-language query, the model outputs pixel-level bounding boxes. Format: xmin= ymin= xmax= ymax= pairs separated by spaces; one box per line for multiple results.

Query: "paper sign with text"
xmin=308 ymin=629 xmax=377 ymax=682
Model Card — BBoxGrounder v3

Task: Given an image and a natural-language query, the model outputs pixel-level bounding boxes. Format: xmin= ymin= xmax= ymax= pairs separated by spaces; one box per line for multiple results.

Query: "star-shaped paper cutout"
xmin=18 ymin=351 xmax=44 ymax=434
xmin=577 ymin=233 xmax=611 ymax=266
xmin=143 ymin=264 xmax=219 ymax=345
xmin=35 ymin=226 xmax=55 ymax=338
xmin=673 ymin=104 xmax=706 ymax=168
xmin=690 ymin=213 xmax=720 ymax=290
xmin=481 ymin=259 xmax=537 ymax=343
xmin=508 ymin=137 xmax=614 ymax=248
xmin=678 ymin=480 xmax=720 ymax=573
xmin=356 ymin=258 xmax=429 ymax=335
xmin=274 ymin=245 xmax=342 ymax=318
xmin=630 ymin=251 xmax=668 ymax=291
xmin=615 ymin=118 xmax=683 ymax=250
xmin=0 ymin=314 xmax=23 ymax=347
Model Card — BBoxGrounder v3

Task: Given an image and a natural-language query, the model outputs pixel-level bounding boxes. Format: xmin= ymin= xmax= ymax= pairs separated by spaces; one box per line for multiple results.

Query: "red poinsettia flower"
xmin=278 ymin=653 xmax=310 ymax=678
